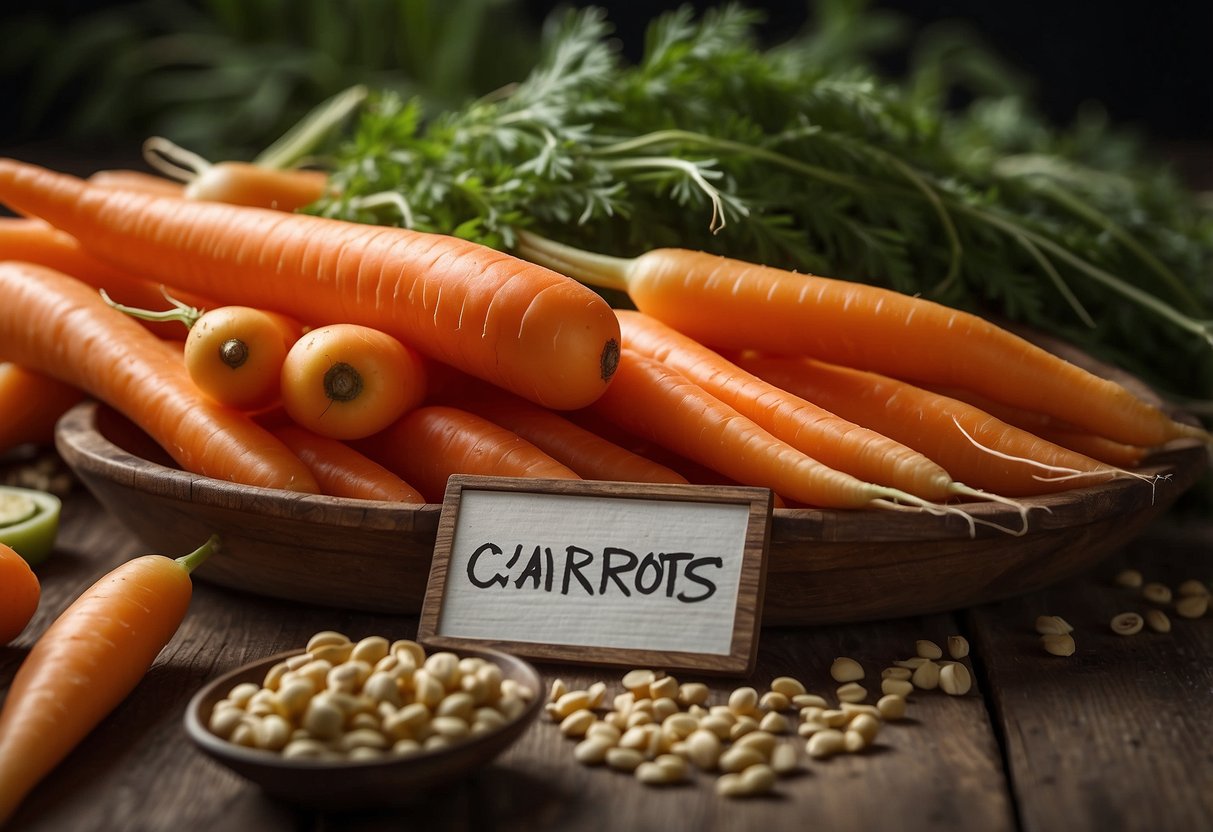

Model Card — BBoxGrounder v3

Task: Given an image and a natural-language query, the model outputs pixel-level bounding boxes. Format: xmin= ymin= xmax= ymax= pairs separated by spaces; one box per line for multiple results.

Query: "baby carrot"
xmin=593 ymin=348 xmax=968 ymax=515
xmin=515 ymin=232 xmax=1207 ymax=449
xmin=269 ymin=422 xmax=424 ymax=503
xmin=0 ymin=262 xmax=318 ymax=492
xmin=0 ymin=542 xmax=39 ymax=646
xmin=280 ymin=323 xmax=427 ymax=440
xmin=0 ymin=158 xmax=620 ymax=410
xmin=616 ymin=309 xmax=995 ymax=503
xmin=0 ymin=362 xmax=84 ymax=453
xmin=0 ymin=536 xmax=217 ymax=825
xmin=735 ymin=353 xmax=1135 ymax=497
xmin=427 ymin=365 xmax=688 ymax=485
xmin=357 ymin=406 xmax=580 ymax=502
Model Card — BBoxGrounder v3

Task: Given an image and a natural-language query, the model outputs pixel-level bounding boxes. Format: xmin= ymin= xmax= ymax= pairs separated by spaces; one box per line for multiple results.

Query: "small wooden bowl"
xmin=183 ymin=645 xmax=543 ymax=809
xmin=55 ymin=400 xmax=1207 ymax=625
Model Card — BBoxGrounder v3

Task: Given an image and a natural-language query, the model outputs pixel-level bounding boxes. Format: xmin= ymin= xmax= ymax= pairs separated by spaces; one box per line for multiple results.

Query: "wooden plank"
xmin=967 ymin=517 xmax=1213 ymax=832
xmin=5 ymin=489 xmax=1016 ymax=832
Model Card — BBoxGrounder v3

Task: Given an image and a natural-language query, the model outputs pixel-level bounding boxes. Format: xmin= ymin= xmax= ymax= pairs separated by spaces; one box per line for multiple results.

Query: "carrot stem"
xmin=514 ymin=229 xmax=632 ymax=292
xmin=175 ymin=534 xmax=220 ymax=573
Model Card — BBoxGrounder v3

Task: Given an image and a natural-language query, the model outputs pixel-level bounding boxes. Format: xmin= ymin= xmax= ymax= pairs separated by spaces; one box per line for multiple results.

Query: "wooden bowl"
xmin=183 ymin=645 xmax=543 ymax=809
xmin=55 ymin=400 xmax=1206 ymax=625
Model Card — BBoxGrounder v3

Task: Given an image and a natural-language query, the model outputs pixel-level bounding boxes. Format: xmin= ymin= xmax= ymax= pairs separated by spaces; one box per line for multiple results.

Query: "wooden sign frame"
xmin=417 ymin=475 xmax=772 ymax=675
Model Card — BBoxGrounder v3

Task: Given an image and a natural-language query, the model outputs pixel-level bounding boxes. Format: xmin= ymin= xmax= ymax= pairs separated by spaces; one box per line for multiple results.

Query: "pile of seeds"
xmin=550 ymin=635 xmax=974 ymax=798
xmin=205 ymin=631 xmax=536 ymax=761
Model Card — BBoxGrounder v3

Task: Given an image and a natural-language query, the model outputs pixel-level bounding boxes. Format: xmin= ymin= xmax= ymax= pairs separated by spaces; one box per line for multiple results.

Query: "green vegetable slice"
xmin=0 ymin=485 xmax=62 ymax=565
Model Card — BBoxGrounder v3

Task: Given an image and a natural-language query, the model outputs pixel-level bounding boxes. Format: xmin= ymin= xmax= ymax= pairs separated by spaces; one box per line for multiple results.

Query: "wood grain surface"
xmin=3 ymin=469 xmax=1210 ymax=832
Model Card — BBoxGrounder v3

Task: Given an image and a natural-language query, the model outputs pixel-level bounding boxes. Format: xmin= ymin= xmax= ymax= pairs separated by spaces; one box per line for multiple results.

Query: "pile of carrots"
xmin=0 ymin=155 xmax=1207 ymax=530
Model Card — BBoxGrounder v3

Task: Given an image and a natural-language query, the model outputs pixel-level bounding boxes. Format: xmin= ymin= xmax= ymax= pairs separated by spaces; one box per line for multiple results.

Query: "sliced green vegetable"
xmin=0 ymin=485 xmax=61 ymax=565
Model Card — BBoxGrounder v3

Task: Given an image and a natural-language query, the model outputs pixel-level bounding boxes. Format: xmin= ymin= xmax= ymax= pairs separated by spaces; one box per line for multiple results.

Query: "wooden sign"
xmin=417 ymin=475 xmax=772 ymax=675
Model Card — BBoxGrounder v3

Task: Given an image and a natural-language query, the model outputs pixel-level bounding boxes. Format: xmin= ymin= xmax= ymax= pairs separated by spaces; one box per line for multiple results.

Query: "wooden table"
xmin=3 ymin=451 xmax=1211 ymax=832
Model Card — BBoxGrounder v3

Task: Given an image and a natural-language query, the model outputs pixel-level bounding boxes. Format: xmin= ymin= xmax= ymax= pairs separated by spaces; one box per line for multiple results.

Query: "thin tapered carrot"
xmin=426 ymin=364 xmax=688 ymax=485
xmin=0 ymin=542 xmax=39 ymax=646
xmin=269 ymin=423 xmax=424 ymax=503
xmin=0 ymin=217 xmax=214 ymax=337
xmin=592 ymin=348 xmax=968 ymax=514
xmin=0 ymin=362 xmax=85 ymax=452
xmin=0 ymin=536 xmax=216 ymax=825
xmin=357 ymin=406 xmax=580 ymax=502
xmin=617 ymin=309 xmax=1001 ymax=503
xmin=86 ymin=168 xmax=185 ymax=196
xmin=0 ymin=159 xmax=622 ymax=410
xmin=0 ymin=262 xmax=318 ymax=492
xmin=516 ymin=232 xmax=1207 ymax=449
xmin=734 ymin=353 xmax=1138 ymax=497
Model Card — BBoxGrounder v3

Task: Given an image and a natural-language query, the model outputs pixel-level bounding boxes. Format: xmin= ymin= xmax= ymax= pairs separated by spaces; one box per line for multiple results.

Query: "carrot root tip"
xmin=324 ymin=362 xmax=364 ymax=402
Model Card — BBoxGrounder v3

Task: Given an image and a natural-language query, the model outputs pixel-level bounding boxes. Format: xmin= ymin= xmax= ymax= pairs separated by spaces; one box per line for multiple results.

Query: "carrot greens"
xmin=313 ymin=3 xmax=1213 ymax=402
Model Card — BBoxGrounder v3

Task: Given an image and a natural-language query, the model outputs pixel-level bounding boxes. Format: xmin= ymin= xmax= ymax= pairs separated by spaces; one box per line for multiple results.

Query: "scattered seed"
xmin=881 ymin=678 xmax=913 ymax=698
xmin=1144 ymin=608 xmax=1171 ymax=633
xmin=939 ymin=663 xmax=972 ymax=696
xmin=1114 ymin=569 xmax=1143 ymax=589
xmin=946 ymin=635 xmax=970 ymax=659
xmin=835 ymin=682 xmax=867 ymax=703
xmin=1175 ymin=594 xmax=1209 ymax=619
xmin=830 ymin=657 xmax=865 ymax=683
xmin=911 ymin=661 xmax=940 ymax=690
xmin=1142 ymin=583 xmax=1172 ymax=605
xmin=770 ymin=743 xmax=799 ymax=775
xmin=770 ymin=676 xmax=807 ymax=698
xmin=1110 ymin=612 xmax=1144 ymax=636
xmin=1177 ymin=579 xmax=1210 ymax=597
xmin=876 ymin=694 xmax=906 ymax=721
xmin=806 ymin=728 xmax=846 ymax=759
xmin=1034 ymin=615 xmax=1073 ymax=635
xmin=915 ymin=639 xmax=943 ymax=660
xmin=1041 ymin=633 xmax=1076 ymax=656
xmin=881 ymin=666 xmax=912 ymax=681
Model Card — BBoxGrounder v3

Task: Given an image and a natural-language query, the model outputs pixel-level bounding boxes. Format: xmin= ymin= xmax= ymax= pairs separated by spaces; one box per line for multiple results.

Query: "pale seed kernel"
xmin=1110 ymin=612 xmax=1144 ymax=635
xmin=758 ymin=711 xmax=790 ymax=735
xmin=1175 ymin=594 xmax=1209 ymax=619
xmin=770 ymin=743 xmax=799 ymax=775
xmin=911 ymin=661 xmax=940 ymax=690
xmin=734 ymin=730 xmax=777 ymax=757
xmin=1041 ymin=633 xmax=1076 ymax=656
xmin=649 ymin=676 xmax=680 ymax=701
xmin=586 ymin=721 xmax=622 ymax=744
xmin=893 ymin=657 xmax=929 ymax=669
xmin=548 ymin=679 xmax=567 ymax=703
xmin=820 ymin=709 xmax=850 ymax=728
xmin=606 ymin=746 xmax=645 ymax=772
xmin=719 ymin=745 xmax=766 ymax=773
xmin=836 ymin=682 xmax=867 ymax=703
xmin=848 ymin=713 xmax=880 ymax=744
xmin=729 ymin=715 xmax=759 ymax=741
xmin=881 ymin=678 xmax=913 ymax=698
xmin=654 ymin=753 xmax=688 ymax=780
xmin=1177 ymin=579 xmax=1210 ymax=598
xmin=573 ymin=736 xmax=613 ymax=765
xmin=553 ymin=690 xmax=593 ymax=719
xmin=843 ymin=729 xmax=868 ymax=753
xmin=881 ymin=666 xmax=912 ymax=681
xmin=1145 ymin=608 xmax=1172 ymax=633
xmin=947 ymin=635 xmax=970 ymax=659
xmin=915 ymin=639 xmax=943 ymax=660
xmin=1034 ymin=615 xmax=1073 ymax=636
xmin=830 ymin=657 xmax=864 ymax=683
xmin=806 ymin=728 xmax=846 ymax=759
xmin=586 ymin=681 xmax=608 ymax=709
xmin=652 ymin=697 xmax=680 ymax=722
xmin=770 ymin=676 xmax=807 ymax=698
xmin=677 ymin=682 xmax=710 ymax=707
xmin=1142 ymin=583 xmax=1173 ymax=605
xmin=728 ymin=686 xmax=760 ymax=716
xmin=560 ymin=709 xmax=596 ymax=738
xmin=840 ymin=703 xmax=881 ymax=720
xmin=876 ymin=694 xmax=906 ymax=721
xmin=715 ymin=772 xmax=748 ymax=798
xmin=685 ymin=728 xmax=723 ymax=770
xmin=797 ymin=719 xmax=829 ymax=738
xmin=739 ymin=763 xmax=777 ymax=795
xmin=939 ymin=663 xmax=972 ymax=696
xmin=791 ymin=693 xmax=829 ymax=709
xmin=350 ymin=635 xmax=391 ymax=667
xmin=759 ymin=690 xmax=790 ymax=713
xmin=621 ymin=669 xmax=657 ymax=699
xmin=1114 ymin=568 xmax=1143 ymax=589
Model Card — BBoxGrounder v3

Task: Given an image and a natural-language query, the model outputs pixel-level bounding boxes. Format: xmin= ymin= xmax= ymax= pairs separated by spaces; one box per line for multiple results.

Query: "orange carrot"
xmin=0 ymin=217 xmax=214 ymax=338
xmin=0 ymin=536 xmax=215 ymax=825
xmin=281 ymin=323 xmax=426 ymax=440
xmin=0 ymin=362 xmax=84 ymax=452
xmin=0 ymin=262 xmax=318 ymax=492
xmin=269 ymin=423 xmax=424 ymax=502
xmin=616 ymin=309 xmax=1000 ymax=503
xmin=0 ymin=159 xmax=621 ymax=410
xmin=516 ymin=232 xmax=1206 ymax=449
xmin=357 ymin=406 xmax=580 ymax=502
xmin=593 ymin=348 xmax=970 ymax=515
xmin=87 ymin=169 xmax=185 ymax=197
xmin=734 ymin=353 xmax=1136 ymax=497
xmin=427 ymin=364 xmax=688 ymax=485
xmin=0 ymin=542 xmax=39 ymax=645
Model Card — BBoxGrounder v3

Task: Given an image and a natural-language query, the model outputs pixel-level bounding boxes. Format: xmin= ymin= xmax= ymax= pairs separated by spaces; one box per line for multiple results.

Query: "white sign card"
xmin=418 ymin=476 xmax=772 ymax=675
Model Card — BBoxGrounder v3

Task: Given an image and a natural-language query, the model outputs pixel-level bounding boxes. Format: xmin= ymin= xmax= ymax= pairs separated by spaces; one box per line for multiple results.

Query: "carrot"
xmin=616 ymin=309 xmax=1005 ymax=503
xmin=426 ymin=364 xmax=688 ymax=485
xmin=593 ymin=348 xmax=974 ymax=518
xmin=0 ymin=536 xmax=216 ymax=825
xmin=0 ymin=217 xmax=214 ymax=338
xmin=269 ymin=422 xmax=424 ymax=503
xmin=0 ymin=159 xmax=621 ymax=410
xmin=86 ymin=169 xmax=184 ymax=197
xmin=357 ymin=406 xmax=580 ymax=502
xmin=734 ymin=353 xmax=1139 ymax=497
xmin=0 ymin=542 xmax=39 ymax=645
xmin=516 ymin=232 xmax=1208 ymax=449
xmin=280 ymin=323 xmax=426 ymax=440
xmin=0 ymin=362 xmax=84 ymax=452
xmin=103 ymin=292 xmax=302 ymax=411
xmin=0 ymin=262 xmax=318 ymax=492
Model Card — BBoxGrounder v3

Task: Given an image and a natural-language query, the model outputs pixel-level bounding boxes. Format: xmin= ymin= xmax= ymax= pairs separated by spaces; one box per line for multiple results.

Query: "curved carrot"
xmin=593 ymin=348 xmax=966 ymax=514
xmin=280 ymin=323 xmax=427 ymax=440
xmin=357 ymin=405 xmax=580 ymax=502
xmin=617 ymin=309 xmax=995 ymax=502
xmin=87 ymin=169 xmax=185 ymax=197
xmin=427 ymin=364 xmax=688 ymax=485
xmin=0 ymin=217 xmax=214 ymax=338
xmin=0 ymin=536 xmax=215 ymax=825
xmin=735 ymin=354 xmax=1136 ymax=497
xmin=0 ymin=542 xmax=39 ymax=646
xmin=0 ymin=158 xmax=621 ymax=410
xmin=0 ymin=362 xmax=85 ymax=452
xmin=0 ymin=262 xmax=318 ymax=492
xmin=269 ymin=423 xmax=424 ymax=503
xmin=515 ymin=232 xmax=1207 ymax=449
